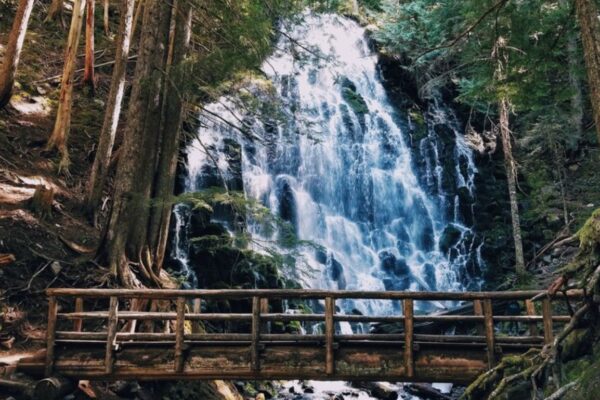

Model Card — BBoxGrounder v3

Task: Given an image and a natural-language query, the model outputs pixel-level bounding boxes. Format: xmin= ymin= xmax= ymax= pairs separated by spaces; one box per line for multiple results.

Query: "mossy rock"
xmin=340 ymin=77 xmax=369 ymax=115
xmin=561 ymin=328 xmax=593 ymax=362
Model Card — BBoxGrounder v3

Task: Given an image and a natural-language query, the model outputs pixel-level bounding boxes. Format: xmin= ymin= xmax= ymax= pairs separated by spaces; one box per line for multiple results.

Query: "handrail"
xmin=46 ymin=288 xmax=585 ymax=300
xmin=42 ymin=288 xmax=585 ymax=381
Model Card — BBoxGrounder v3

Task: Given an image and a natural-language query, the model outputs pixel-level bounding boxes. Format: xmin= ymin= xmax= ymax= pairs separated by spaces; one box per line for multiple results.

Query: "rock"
xmin=561 ymin=328 xmax=593 ymax=362
xmin=328 ymin=255 xmax=347 ymax=289
xmin=404 ymin=383 xmax=450 ymax=400
xmin=340 ymin=77 xmax=369 ymax=115
xmin=353 ymin=382 xmax=398 ymax=400
xmin=423 ymin=263 xmax=436 ymax=289
xmin=256 ymin=394 xmax=266 ymax=400
xmin=439 ymin=224 xmax=462 ymax=253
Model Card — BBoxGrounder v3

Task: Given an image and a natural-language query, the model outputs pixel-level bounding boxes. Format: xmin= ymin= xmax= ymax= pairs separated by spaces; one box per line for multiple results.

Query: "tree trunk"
xmin=499 ymin=97 xmax=525 ymax=274
xmin=575 ymin=0 xmax=600 ymax=144
xmin=86 ymin=0 xmax=135 ymax=219
xmin=101 ymin=0 xmax=174 ymax=287
xmin=147 ymin=0 xmax=193 ymax=270
xmin=0 ymin=0 xmax=35 ymax=109
xmin=46 ymin=0 xmax=87 ymax=171
xmin=45 ymin=0 xmax=65 ymax=27
xmin=103 ymin=0 xmax=110 ymax=36
xmin=83 ymin=0 xmax=96 ymax=93
xmin=131 ymin=0 xmax=144 ymax=39
xmin=494 ymin=36 xmax=525 ymax=274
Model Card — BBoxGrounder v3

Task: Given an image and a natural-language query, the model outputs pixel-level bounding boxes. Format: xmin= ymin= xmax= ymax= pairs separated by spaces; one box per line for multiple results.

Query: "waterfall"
xmin=172 ymin=13 xmax=483 ymax=316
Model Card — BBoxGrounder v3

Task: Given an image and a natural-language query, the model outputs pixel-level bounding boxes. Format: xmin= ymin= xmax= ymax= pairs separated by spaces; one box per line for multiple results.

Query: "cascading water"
xmin=172 ymin=12 xmax=482 ymax=316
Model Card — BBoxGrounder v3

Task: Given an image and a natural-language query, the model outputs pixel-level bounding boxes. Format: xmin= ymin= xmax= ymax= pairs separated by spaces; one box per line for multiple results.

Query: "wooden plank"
xmin=73 ymin=297 xmax=84 ymax=332
xmin=45 ymin=296 xmax=58 ymax=377
xmin=482 ymin=299 xmax=495 ymax=369
xmin=174 ymin=297 xmax=186 ymax=373
xmin=403 ymin=299 xmax=414 ymax=377
xmin=105 ymin=296 xmax=119 ymax=374
xmin=542 ymin=298 xmax=553 ymax=345
xmin=251 ymin=296 xmax=260 ymax=372
xmin=525 ymin=299 xmax=538 ymax=337
xmin=45 ymin=288 xmax=585 ymax=301
xmin=325 ymin=297 xmax=335 ymax=375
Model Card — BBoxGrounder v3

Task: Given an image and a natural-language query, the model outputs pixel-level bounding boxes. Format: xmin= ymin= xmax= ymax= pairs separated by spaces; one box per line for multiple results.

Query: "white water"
xmin=172 ymin=11 xmax=483 ymax=399
xmin=174 ymin=13 xmax=482 ymax=310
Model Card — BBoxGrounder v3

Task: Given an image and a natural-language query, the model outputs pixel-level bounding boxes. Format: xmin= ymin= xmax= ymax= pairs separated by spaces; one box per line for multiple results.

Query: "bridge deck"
xmin=32 ymin=288 xmax=582 ymax=383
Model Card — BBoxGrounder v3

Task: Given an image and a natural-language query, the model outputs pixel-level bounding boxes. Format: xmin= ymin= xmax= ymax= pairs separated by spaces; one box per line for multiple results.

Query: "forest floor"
xmin=0 ymin=5 xmax=119 ymax=365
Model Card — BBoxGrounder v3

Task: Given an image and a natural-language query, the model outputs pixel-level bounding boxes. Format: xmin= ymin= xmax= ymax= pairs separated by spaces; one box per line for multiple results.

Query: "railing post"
xmin=483 ymin=299 xmax=496 ymax=369
xmin=325 ymin=296 xmax=335 ymax=375
xmin=105 ymin=296 xmax=119 ymax=374
xmin=45 ymin=296 xmax=58 ymax=377
xmin=525 ymin=299 xmax=538 ymax=337
xmin=251 ymin=296 xmax=260 ymax=372
xmin=473 ymin=299 xmax=484 ymax=335
xmin=192 ymin=298 xmax=201 ymax=334
xmin=260 ymin=298 xmax=269 ymax=334
xmin=403 ymin=298 xmax=414 ymax=378
xmin=174 ymin=297 xmax=186 ymax=373
xmin=73 ymin=297 xmax=83 ymax=332
xmin=542 ymin=297 xmax=553 ymax=345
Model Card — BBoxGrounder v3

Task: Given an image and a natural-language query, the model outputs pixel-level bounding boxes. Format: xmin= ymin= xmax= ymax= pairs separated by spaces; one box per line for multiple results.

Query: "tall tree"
xmin=101 ymin=0 xmax=176 ymax=287
xmin=494 ymin=36 xmax=525 ymax=274
xmin=83 ymin=0 xmax=96 ymax=93
xmin=575 ymin=0 xmax=600 ymax=144
xmin=86 ymin=0 xmax=135 ymax=220
xmin=46 ymin=0 xmax=87 ymax=170
xmin=103 ymin=0 xmax=111 ymax=36
xmin=147 ymin=0 xmax=193 ymax=269
xmin=0 ymin=0 xmax=35 ymax=109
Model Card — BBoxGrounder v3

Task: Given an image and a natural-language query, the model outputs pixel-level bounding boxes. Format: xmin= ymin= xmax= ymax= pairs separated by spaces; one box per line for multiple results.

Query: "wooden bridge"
xmin=16 ymin=288 xmax=583 ymax=384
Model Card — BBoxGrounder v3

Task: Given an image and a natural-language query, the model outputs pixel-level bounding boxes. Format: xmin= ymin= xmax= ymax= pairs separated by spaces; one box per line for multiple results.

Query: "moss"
xmin=340 ymin=77 xmax=369 ymax=115
xmin=561 ymin=328 xmax=593 ymax=362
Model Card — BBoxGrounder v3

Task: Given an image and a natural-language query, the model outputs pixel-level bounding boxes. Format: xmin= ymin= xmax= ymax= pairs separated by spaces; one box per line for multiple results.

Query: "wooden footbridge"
xmin=15 ymin=288 xmax=583 ymax=384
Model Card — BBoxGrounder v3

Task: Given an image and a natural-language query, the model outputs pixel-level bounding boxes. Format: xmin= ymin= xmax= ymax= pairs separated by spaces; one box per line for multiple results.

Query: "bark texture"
xmin=103 ymin=0 xmax=110 ymax=36
xmin=575 ymin=0 xmax=600 ymax=144
xmin=45 ymin=0 xmax=65 ymax=27
xmin=0 ymin=0 xmax=35 ymax=108
xmin=46 ymin=0 xmax=87 ymax=169
xmin=102 ymin=0 xmax=191 ymax=287
xmin=494 ymin=37 xmax=525 ymax=274
xmin=83 ymin=0 xmax=96 ymax=93
xmin=86 ymin=0 xmax=135 ymax=217
xmin=499 ymin=97 xmax=525 ymax=274
xmin=147 ymin=0 xmax=193 ymax=270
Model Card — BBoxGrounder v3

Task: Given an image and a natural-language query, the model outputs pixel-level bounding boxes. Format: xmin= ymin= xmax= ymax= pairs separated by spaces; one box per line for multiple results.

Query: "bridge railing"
xmin=44 ymin=288 xmax=584 ymax=378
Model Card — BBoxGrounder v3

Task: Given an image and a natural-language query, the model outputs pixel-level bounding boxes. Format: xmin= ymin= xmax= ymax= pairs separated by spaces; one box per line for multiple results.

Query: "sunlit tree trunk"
xmin=575 ymin=0 xmax=600 ymax=144
xmin=46 ymin=0 xmax=87 ymax=170
xmin=0 ymin=0 xmax=35 ymax=109
xmin=103 ymin=0 xmax=110 ymax=36
xmin=131 ymin=0 xmax=144 ymax=39
xmin=86 ymin=0 xmax=135 ymax=219
xmin=83 ymin=0 xmax=96 ymax=93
